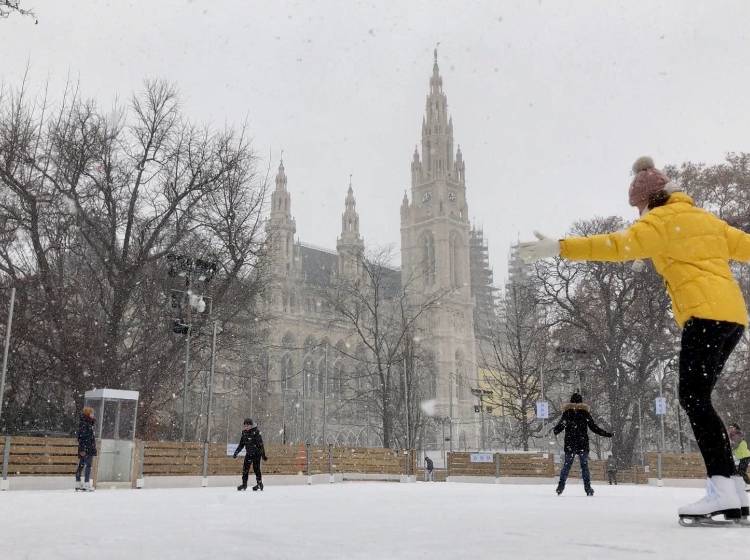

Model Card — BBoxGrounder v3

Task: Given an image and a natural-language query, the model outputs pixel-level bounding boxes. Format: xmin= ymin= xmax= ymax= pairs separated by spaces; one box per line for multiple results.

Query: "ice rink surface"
xmin=1 ymin=482 xmax=747 ymax=559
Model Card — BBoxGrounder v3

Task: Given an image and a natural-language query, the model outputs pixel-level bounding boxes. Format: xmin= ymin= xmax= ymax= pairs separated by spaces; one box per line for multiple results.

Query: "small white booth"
xmin=83 ymin=388 xmax=139 ymax=483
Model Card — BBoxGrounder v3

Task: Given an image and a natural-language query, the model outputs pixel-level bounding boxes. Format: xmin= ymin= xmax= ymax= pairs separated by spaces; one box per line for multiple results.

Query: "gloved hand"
xmin=263 ymin=454 xmax=268 ymax=461
xmin=233 ymin=453 xmax=238 ymax=459
xmin=517 ymin=231 xmax=560 ymax=263
xmin=79 ymin=451 xmax=86 ymax=458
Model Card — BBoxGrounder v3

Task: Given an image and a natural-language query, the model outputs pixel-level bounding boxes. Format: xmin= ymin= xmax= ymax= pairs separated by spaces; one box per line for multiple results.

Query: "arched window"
xmin=449 ymin=231 xmax=461 ymax=287
xmin=421 ymin=232 xmax=436 ymax=286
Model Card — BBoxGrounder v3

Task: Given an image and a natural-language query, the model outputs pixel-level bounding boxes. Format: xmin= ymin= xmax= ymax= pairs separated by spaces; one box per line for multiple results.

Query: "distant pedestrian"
xmin=606 ymin=456 xmax=618 ymax=485
xmin=553 ymin=393 xmax=613 ymax=496
xmin=75 ymin=407 xmax=97 ymax=491
xmin=729 ymin=423 xmax=750 ymax=486
xmin=424 ymin=456 xmax=434 ymax=482
xmin=233 ymin=418 xmax=268 ymax=491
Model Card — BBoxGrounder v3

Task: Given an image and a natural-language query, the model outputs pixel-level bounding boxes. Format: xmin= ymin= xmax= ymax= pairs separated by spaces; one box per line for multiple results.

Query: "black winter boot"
xmin=585 ymin=486 xmax=594 ymax=496
xmin=556 ymin=481 xmax=565 ymax=495
xmin=253 ymin=480 xmax=263 ymax=491
xmin=237 ymin=484 xmax=247 ymax=491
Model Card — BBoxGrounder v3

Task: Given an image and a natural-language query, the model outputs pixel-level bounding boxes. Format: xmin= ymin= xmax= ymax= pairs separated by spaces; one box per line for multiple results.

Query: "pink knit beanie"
xmin=628 ymin=156 xmax=670 ymax=208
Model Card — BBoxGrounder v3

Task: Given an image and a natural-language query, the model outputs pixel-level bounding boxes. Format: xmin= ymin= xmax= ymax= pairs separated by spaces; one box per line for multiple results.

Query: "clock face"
xmin=421 ymin=191 xmax=432 ymax=204
xmin=448 ymin=191 xmax=456 ymax=202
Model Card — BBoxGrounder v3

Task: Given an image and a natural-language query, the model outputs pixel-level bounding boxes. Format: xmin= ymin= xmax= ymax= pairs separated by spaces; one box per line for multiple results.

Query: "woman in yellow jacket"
xmin=519 ymin=157 xmax=750 ymax=524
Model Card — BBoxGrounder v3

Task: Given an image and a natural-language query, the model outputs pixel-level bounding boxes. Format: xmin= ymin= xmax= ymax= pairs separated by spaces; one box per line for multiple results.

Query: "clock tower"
xmin=400 ymin=50 xmax=478 ymax=450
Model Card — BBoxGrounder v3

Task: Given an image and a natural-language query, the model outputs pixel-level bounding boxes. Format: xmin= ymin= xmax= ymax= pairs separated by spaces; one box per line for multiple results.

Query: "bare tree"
xmin=0 ymin=1 xmax=36 ymax=21
xmin=0 ymin=78 xmax=268 ymax=436
xmin=325 ymin=247 xmax=445 ymax=448
xmin=476 ymin=251 xmax=554 ymax=451
xmin=535 ymin=216 xmax=674 ymax=466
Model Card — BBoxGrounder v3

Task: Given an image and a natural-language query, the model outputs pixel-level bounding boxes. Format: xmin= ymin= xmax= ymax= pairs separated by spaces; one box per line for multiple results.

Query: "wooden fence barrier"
xmin=447 ymin=452 xmax=554 ymax=478
xmin=646 ymin=452 xmax=705 ymax=479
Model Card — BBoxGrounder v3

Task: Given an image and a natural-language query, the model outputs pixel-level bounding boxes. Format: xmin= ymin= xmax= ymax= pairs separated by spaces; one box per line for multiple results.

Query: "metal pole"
xmin=637 ymin=399 xmax=645 ymax=466
xmin=205 ymin=322 xmax=218 ymax=444
xmin=403 ymin=355 xmax=410 ymax=450
xmin=322 ymin=343 xmax=328 ymax=445
xmin=480 ymin=394 xmax=486 ymax=451
xmin=448 ymin=373 xmax=454 ymax=453
xmin=657 ymin=376 xmax=665 ymax=483
xmin=181 ymin=285 xmax=193 ymax=442
xmin=202 ymin=321 xmax=218 ymax=481
xmin=0 ymin=287 xmax=16 ymax=426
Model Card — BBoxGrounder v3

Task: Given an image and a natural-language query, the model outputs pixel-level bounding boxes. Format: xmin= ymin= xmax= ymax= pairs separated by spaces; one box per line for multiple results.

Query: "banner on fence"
xmin=655 ymin=397 xmax=667 ymax=416
xmin=470 ymin=453 xmax=493 ymax=463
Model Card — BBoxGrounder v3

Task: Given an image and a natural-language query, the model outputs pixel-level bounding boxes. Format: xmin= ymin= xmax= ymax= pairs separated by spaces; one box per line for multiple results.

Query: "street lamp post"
xmin=0 ymin=287 xmax=16 ymax=427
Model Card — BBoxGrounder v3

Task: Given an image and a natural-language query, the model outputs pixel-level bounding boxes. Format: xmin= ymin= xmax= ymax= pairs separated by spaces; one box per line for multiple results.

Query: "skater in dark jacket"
xmin=553 ymin=393 xmax=613 ymax=496
xmin=520 ymin=156 xmax=750 ymax=522
xmin=233 ymin=418 xmax=268 ymax=491
xmin=75 ymin=407 xmax=97 ymax=491
xmin=606 ymin=456 xmax=618 ymax=485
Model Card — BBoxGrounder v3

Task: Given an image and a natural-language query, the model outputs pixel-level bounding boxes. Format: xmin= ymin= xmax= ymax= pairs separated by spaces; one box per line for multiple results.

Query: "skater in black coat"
xmin=75 ymin=407 xmax=97 ymax=490
xmin=233 ymin=418 xmax=268 ymax=491
xmin=553 ymin=393 xmax=612 ymax=496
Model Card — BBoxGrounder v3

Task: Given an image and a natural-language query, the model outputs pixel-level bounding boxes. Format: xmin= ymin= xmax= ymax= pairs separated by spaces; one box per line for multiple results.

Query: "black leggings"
xmin=678 ymin=318 xmax=744 ymax=478
xmin=242 ymin=454 xmax=262 ymax=484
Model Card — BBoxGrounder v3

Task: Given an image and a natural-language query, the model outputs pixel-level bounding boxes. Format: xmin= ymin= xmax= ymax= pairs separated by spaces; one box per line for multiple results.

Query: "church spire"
xmin=421 ymin=49 xmax=453 ymax=179
xmin=337 ymin=177 xmax=364 ymax=278
xmin=267 ymin=155 xmax=296 ymax=277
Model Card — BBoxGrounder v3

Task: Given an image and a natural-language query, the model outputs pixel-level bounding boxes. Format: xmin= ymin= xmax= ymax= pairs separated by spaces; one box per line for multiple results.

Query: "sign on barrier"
xmin=536 ymin=401 xmax=549 ymax=419
xmin=470 ymin=453 xmax=493 ymax=463
xmin=655 ymin=397 xmax=667 ymax=416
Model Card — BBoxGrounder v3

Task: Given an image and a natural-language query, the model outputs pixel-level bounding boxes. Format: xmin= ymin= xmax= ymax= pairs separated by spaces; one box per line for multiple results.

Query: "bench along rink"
xmin=2 ymin=482 xmax=748 ymax=560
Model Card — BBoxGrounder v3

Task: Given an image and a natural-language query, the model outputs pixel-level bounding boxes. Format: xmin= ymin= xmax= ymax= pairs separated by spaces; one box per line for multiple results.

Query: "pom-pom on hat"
xmin=628 ymin=156 xmax=670 ymax=209
xmin=570 ymin=392 xmax=583 ymax=404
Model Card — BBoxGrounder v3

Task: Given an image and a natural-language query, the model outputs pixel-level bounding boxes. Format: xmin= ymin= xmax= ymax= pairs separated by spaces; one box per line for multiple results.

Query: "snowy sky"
xmin=2 ymin=0 xmax=750 ymax=285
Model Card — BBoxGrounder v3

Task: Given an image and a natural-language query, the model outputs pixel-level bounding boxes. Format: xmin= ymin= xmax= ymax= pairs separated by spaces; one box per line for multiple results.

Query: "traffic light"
xmin=172 ymin=319 xmax=190 ymax=335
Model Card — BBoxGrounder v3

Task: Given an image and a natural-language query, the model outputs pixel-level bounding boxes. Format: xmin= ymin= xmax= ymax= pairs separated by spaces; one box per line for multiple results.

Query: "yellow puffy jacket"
xmin=560 ymin=192 xmax=750 ymax=328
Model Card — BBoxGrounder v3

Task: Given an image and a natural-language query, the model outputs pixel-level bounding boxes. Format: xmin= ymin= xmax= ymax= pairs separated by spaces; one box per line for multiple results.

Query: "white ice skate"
xmin=733 ymin=476 xmax=749 ymax=525
xmin=678 ymin=476 xmax=742 ymax=527
xmin=74 ymin=481 xmax=83 ymax=492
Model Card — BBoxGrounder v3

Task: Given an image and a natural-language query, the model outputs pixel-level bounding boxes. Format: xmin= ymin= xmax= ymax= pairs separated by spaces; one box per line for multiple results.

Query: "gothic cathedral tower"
xmin=400 ymin=51 xmax=478 ymax=450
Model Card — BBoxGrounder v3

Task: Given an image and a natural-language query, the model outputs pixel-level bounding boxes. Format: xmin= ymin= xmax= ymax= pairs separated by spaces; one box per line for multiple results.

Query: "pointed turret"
xmin=420 ymin=49 xmax=453 ymax=179
xmin=337 ymin=177 xmax=365 ymax=278
xmin=455 ymin=145 xmax=465 ymax=184
xmin=266 ymin=157 xmax=296 ymax=277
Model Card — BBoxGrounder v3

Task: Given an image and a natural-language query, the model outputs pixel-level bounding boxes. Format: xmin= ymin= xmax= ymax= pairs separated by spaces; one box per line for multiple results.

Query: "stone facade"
xmin=260 ymin=52 xmax=494 ymax=450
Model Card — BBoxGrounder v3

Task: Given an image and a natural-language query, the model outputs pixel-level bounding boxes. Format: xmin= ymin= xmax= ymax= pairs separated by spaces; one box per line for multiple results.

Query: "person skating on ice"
xmin=519 ymin=156 xmax=750 ymax=524
xmin=233 ymin=418 xmax=268 ymax=491
xmin=75 ymin=406 xmax=97 ymax=491
xmin=728 ymin=423 xmax=750 ymax=487
xmin=553 ymin=392 xmax=613 ymax=496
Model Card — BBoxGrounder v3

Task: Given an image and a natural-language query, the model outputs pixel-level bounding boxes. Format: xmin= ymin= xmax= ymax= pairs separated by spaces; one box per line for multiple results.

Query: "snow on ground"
xmin=1 ymin=481 xmax=747 ymax=560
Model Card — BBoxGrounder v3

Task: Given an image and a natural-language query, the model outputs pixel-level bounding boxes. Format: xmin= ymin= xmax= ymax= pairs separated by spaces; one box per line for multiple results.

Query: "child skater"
xmin=519 ymin=157 xmax=750 ymax=525
xmin=233 ymin=418 xmax=268 ymax=491
xmin=728 ymin=423 xmax=750 ymax=486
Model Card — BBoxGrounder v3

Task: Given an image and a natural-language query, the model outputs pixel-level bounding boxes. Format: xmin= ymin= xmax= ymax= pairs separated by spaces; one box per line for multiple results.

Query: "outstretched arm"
xmin=560 ymin=216 xmax=666 ymax=263
xmin=586 ymin=413 xmax=613 ymax=438
xmin=726 ymin=224 xmax=750 ymax=262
